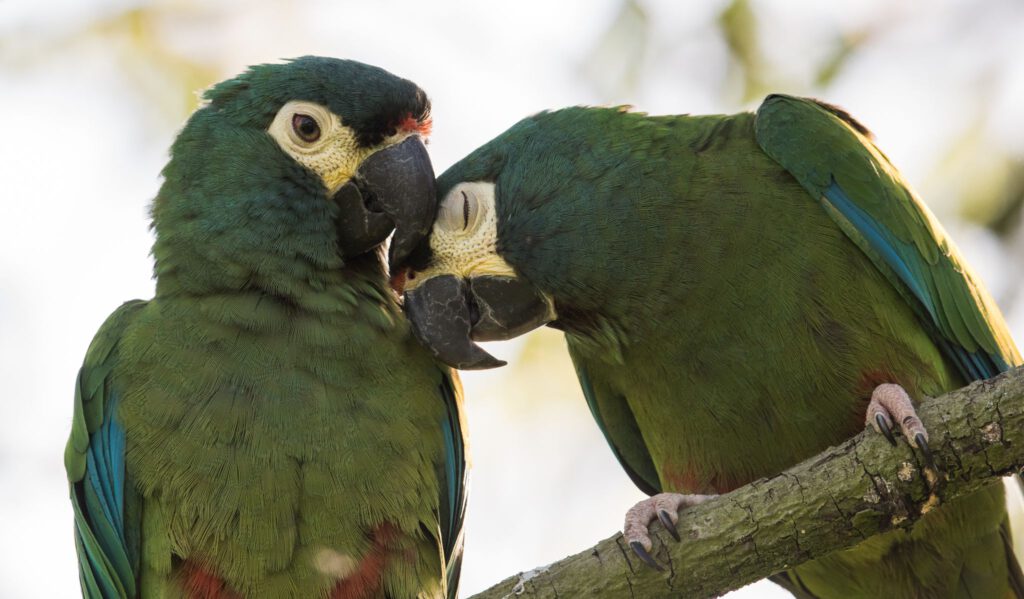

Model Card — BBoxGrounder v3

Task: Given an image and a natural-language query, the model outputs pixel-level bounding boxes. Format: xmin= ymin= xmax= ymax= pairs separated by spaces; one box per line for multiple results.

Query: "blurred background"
xmin=2 ymin=0 xmax=1023 ymax=596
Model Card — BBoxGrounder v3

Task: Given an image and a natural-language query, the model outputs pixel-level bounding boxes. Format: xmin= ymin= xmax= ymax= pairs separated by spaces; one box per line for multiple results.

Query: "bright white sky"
xmin=1 ymin=0 xmax=1022 ymax=597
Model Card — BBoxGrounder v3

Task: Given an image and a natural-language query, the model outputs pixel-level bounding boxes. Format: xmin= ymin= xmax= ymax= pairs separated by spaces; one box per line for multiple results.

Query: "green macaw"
xmin=397 ymin=96 xmax=1024 ymax=597
xmin=64 ymin=57 xmax=468 ymax=599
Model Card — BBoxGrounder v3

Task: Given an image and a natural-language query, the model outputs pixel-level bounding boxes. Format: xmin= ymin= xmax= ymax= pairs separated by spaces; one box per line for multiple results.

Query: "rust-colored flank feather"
xmin=331 ymin=524 xmax=399 ymax=599
xmin=181 ymin=562 xmax=242 ymax=599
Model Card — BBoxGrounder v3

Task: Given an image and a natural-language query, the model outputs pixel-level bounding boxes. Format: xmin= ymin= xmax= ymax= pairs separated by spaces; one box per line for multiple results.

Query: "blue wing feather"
xmin=823 ymin=180 xmax=1010 ymax=380
xmin=85 ymin=390 xmax=128 ymax=547
xmin=437 ymin=373 xmax=467 ymax=599
xmin=755 ymin=95 xmax=1020 ymax=383
xmin=823 ymin=182 xmax=936 ymax=321
xmin=66 ymin=301 xmax=145 ymax=599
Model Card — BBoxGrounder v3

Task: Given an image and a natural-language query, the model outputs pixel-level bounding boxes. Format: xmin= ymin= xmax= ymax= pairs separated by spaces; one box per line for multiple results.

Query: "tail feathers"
xmin=445 ymin=550 xmax=463 ymax=599
xmin=769 ymin=571 xmax=819 ymax=599
xmin=1005 ymin=513 xmax=1024 ymax=597
xmin=1003 ymin=475 xmax=1024 ymax=598
xmin=952 ymin=515 xmax=1024 ymax=599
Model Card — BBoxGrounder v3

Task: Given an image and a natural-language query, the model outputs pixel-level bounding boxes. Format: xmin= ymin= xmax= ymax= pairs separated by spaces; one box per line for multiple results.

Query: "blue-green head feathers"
xmin=151 ymin=57 xmax=432 ymax=298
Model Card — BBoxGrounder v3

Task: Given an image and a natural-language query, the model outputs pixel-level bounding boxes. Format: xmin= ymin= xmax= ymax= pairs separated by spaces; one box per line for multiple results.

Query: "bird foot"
xmin=866 ymin=383 xmax=934 ymax=469
xmin=623 ymin=492 xmax=716 ymax=570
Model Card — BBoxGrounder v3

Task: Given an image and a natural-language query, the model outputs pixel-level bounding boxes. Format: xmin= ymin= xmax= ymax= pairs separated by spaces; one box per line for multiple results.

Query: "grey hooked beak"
xmin=403 ymin=274 xmax=554 ymax=370
xmin=334 ymin=135 xmax=436 ymax=266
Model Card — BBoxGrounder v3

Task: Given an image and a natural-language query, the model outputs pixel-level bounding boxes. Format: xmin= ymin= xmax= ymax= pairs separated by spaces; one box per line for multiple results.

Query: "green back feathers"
xmin=437 ymin=107 xmax=748 ymax=340
xmin=440 ymin=99 xmax=1021 ymax=376
xmin=755 ymin=94 xmax=1021 ymax=376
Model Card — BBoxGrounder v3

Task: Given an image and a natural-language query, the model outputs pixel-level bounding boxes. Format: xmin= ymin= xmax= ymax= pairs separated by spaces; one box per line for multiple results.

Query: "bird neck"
xmin=150 ymin=201 xmax=396 ymax=318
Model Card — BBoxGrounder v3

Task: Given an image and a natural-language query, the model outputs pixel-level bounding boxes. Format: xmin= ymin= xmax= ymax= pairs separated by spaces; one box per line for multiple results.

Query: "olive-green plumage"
xmin=425 ymin=97 xmax=1022 ymax=597
xmin=65 ymin=57 xmax=466 ymax=599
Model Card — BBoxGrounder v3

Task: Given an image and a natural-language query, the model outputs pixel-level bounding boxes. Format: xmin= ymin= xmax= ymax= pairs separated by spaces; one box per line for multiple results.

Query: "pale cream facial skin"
xmin=404 ymin=181 xmax=519 ymax=291
xmin=267 ymin=100 xmax=415 ymax=194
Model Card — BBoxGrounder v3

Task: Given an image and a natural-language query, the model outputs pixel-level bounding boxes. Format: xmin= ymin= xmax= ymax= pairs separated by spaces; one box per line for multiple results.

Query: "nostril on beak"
xmin=362 ymin=189 xmax=383 ymax=213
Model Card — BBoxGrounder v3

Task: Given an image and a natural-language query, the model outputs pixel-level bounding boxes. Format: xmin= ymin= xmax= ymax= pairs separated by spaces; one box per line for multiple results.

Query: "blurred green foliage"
xmin=718 ymin=0 xmax=768 ymax=102
xmin=2 ymin=1 xmax=220 ymax=121
xmin=86 ymin=6 xmax=220 ymax=120
xmin=581 ymin=0 xmax=649 ymax=101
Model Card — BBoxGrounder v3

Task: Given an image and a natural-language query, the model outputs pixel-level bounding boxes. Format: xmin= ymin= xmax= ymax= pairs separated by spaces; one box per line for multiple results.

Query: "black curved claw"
xmin=875 ymin=413 xmax=897 ymax=446
xmin=915 ymin=433 xmax=935 ymax=470
xmin=658 ymin=510 xmax=681 ymax=542
xmin=629 ymin=541 xmax=664 ymax=571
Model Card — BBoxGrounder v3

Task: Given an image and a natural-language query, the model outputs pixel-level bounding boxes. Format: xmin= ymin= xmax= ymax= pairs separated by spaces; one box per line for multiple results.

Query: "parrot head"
xmin=395 ymin=108 xmax=642 ymax=369
xmin=152 ymin=56 xmax=436 ymax=296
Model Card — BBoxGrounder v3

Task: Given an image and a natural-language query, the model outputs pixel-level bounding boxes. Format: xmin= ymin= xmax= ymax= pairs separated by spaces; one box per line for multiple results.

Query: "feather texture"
xmin=435 ymin=99 xmax=1023 ymax=597
xmin=67 ymin=57 xmax=464 ymax=599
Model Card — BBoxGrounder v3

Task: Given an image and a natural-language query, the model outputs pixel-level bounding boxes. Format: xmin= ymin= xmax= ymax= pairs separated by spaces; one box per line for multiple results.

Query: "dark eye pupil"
xmin=292 ymin=114 xmax=321 ymax=142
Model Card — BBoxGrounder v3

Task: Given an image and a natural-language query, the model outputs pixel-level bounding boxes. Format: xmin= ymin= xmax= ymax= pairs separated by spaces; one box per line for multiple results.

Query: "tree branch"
xmin=468 ymin=367 xmax=1024 ymax=599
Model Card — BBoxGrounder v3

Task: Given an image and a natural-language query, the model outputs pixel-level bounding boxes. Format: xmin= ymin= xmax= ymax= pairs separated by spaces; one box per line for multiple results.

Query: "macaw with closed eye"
xmin=65 ymin=56 xmax=468 ymax=599
xmin=397 ymin=95 xmax=1024 ymax=597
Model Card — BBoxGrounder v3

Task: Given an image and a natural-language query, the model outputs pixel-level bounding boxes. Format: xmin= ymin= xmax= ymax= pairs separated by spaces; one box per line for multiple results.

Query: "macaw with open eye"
xmin=397 ymin=95 xmax=1024 ymax=597
xmin=65 ymin=56 xmax=468 ymax=599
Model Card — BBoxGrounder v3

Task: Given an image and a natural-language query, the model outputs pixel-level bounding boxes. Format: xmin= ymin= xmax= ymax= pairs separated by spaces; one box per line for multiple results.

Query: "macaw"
xmin=64 ymin=56 xmax=468 ymax=599
xmin=397 ymin=95 xmax=1024 ymax=597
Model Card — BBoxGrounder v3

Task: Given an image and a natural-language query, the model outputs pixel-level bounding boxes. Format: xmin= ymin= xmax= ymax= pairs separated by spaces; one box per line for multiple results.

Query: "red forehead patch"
xmin=400 ymin=113 xmax=432 ymax=138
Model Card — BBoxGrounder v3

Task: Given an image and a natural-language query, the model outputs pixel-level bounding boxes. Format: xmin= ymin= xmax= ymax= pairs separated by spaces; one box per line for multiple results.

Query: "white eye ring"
xmin=438 ymin=183 xmax=489 ymax=234
xmin=268 ymin=100 xmax=336 ymax=154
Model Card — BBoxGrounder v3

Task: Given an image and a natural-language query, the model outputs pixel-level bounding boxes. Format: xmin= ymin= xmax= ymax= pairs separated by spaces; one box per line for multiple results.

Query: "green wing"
xmin=573 ymin=361 xmax=661 ymax=496
xmin=64 ymin=301 xmax=146 ymax=599
xmin=756 ymin=94 xmax=1024 ymax=598
xmin=436 ymin=371 xmax=467 ymax=599
xmin=755 ymin=94 xmax=1021 ymax=380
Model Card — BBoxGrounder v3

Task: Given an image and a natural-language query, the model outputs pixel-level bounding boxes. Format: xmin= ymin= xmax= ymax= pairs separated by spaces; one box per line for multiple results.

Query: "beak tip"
xmin=403 ymin=274 xmax=509 ymax=371
xmin=460 ymin=354 xmax=507 ymax=370
xmin=342 ymin=135 xmax=436 ymax=264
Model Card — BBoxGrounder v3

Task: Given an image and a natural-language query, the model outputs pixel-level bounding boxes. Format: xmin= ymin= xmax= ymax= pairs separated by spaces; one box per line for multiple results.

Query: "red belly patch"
xmin=331 ymin=524 xmax=401 ymax=599
xmin=661 ymin=464 xmax=742 ymax=494
xmin=181 ymin=562 xmax=242 ymax=599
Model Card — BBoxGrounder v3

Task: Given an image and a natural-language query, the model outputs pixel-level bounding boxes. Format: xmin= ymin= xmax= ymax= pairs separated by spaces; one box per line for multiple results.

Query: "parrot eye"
xmin=291 ymin=114 xmax=321 ymax=143
xmin=267 ymin=100 xmax=357 ymax=193
xmin=436 ymin=182 xmax=491 ymax=234
xmin=268 ymin=100 xmax=337 ymax=151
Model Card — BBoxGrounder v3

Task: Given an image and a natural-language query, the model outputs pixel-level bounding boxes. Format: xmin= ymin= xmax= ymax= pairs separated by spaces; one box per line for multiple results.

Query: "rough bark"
xmin=468 ymin=366 xmax=1024 ymax=599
